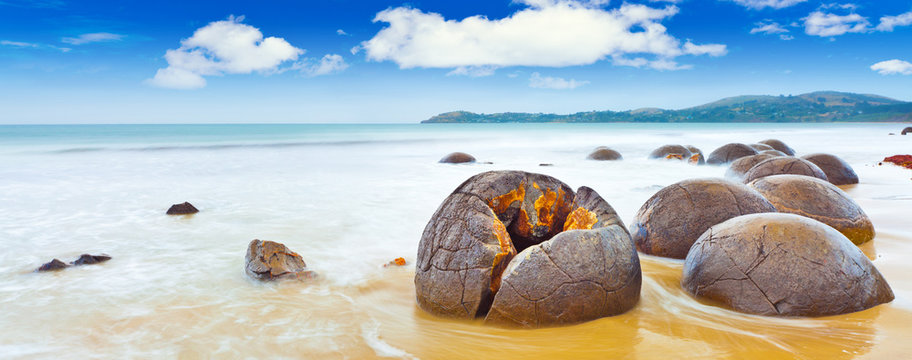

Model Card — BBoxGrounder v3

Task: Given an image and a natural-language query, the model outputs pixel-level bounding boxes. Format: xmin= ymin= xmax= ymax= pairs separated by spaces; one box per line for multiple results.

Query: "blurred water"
xmin=0 ymin=123 xmax=910 ymax=359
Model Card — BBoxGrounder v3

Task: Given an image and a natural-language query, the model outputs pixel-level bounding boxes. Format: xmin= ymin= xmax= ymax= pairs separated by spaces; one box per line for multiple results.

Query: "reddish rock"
xmin=884 ymin=155 xmax=912 ymax=169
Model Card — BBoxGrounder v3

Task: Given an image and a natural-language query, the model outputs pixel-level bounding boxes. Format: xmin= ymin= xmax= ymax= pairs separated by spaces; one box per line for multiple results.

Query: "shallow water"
xmin=0 ymin=123 xmax=910 ymax=358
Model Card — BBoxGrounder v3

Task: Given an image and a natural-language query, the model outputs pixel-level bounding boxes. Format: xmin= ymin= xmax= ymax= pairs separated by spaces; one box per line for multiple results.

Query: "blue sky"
xmin=1 ymin=0 xmax=910 ymax=123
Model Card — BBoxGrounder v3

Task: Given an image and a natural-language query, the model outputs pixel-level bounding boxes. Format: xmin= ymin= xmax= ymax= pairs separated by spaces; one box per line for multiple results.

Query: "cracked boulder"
xmin=682 ymin=213 xmax=893 ymax=317
xmin=245 ymin=239 xmax=316 ymax=281
xmin=707 ymin=143 xmax=759 ymax=165
xmin=685 ymin=145 xmax=705 ymax=165
xmin=749 ymin=175 xmax=874 ymax=245
xmin=759 ymin=139 xmax=796 ymax=156
xmin=416 ymin=171 xmax=640 ymax=325
xmin=725 ymin=154 xmax=780 ymax=180
xmin=630 ymin=178 xmax=776 ymax=259
xmin=439 ymin=152 xmax=476 ymax=164
xmin=801 ymin=153 xmax=859 ymax=185
xmin=587 ymin=146 xmax=622 ymax=161
xmin=742 ymin=157 xmax=828 ymax=184
xmin=485 ymin=186 xmax=640 ymax=328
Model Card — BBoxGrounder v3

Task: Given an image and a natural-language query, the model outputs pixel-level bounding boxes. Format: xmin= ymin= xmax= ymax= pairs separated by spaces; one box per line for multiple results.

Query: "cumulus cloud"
xmin=61 ymin=32 xmax=124 ymax=45
xmin=803 ymin=10 xmax=869 ymax=37
xmin=727 ymin=0 xmax=806 ymax=10
xmin=293 ymin=54 xmax=349 ymax=77
xmin=336 ymin=29 xmax=348 ymax=35
xmin=529 ymin=72 xmax=588 ymax=89
xmin=876 ymin=11 xmax=912 ymax=31
xmin=871 ymin=59 xmax=912 ymax=75
xmin=147 ymin=16 xmax=304 ymax=89
xmin=360 ymin=2 xmax=726 ymax=73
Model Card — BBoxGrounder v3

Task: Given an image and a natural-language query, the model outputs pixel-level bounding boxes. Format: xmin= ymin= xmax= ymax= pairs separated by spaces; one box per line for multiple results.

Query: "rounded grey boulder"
xmin=587 ymin=147 xmax=623 ymax=161
xmin=439 ymin=152 xmax=476 ymax=164
xmin=707 ymin=143 xmax=759 ymax=165
xmin=758 ymin=139 xmax=796 ymax=156
xmin=742 ymin=157 xmax=827 ymax=183
xmin=801 ymin=153 xmax=859 ymax=185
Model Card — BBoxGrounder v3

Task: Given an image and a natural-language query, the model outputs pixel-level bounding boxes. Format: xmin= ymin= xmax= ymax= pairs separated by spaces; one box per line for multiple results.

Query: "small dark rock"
xmin=37 ymin=259 xmax=68 ymax=272
xmin=71 ymin=254 xmax=112 ymax=266
xmin=539 ymin=163 xmax=554 ymax=167
xmin=439 ymin=152 xmax=476 ymax=164
xmin=167 ymin=202 xmax=199 ymax=215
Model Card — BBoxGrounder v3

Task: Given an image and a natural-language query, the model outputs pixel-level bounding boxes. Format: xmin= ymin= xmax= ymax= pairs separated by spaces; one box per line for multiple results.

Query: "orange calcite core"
xmin=533 ymin=183 xmax=560 ymax=228
xmin=563 ymin=207 xmax=599 ymax=231
xmin=490 ymin=218 xmax=516 ymax=293
xmin=689 ymin=154 xmax=701 ymax=164
xmin=489 ymin=182 xmax=526 ymax=215
xmin=665 ymin=154 xmax=685 ymax=160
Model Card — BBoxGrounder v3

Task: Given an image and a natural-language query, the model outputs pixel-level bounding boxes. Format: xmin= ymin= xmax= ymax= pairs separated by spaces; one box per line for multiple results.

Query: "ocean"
xmin=1 ymin=123 xmax=910 ymax=358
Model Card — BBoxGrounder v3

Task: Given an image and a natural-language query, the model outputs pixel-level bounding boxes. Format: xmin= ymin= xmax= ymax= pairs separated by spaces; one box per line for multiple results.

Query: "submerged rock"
xmin=416 ymin=171 xmax=640 ymax=326
xmin=707 ymin=143 xmax=759 ymax=165
xmin=742 ymin=157 xmax=828 ymax=183
xmin=71 ymin=254 xmax=112 ymax=266
xmin=166 ymin=202 xmax=199 ymax=215
xmin=630 ymin=178 xmax=776 ymax=259
xmin=749 ymin=175 xmax=874 ymax=245
xmin=758 ymin=139 xmax=796 ymax=156
xmin=36 ymin=259 xmax=68 ymax=272
xmin=439 ymin=152 xmax=476 ymax=164
xmin=587 ymin=147 xmax=622 ymax=161
xmin=801 ymin=153 xmax=859 ymax=185
xmin=682 ymin=213 xmax=894 ymax=317
xmin=245 ymin=239 xmax=315 ymax=281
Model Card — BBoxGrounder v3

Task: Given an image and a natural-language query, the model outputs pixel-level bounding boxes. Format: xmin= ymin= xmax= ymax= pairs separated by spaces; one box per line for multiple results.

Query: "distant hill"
xmin=421 ymin=91 xmax=912 ymax=123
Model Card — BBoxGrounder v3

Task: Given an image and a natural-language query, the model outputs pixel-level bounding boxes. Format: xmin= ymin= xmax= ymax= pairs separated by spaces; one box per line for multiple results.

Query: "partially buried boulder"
xmin=801 ymin=153 xmax=859 ymax=185
xmin=587 ymin=146 xmax=622 ymax=161
xmin=485 ymin=186 xmax=640 ymax=328
xmin=902 ymin=127 xmax=912 ymax=135
xmin=416 ymin=171 xmax=641 ymax=326
xmin=742 ymin=157 xmax=827 ymax=184
xmin=758 ymin=139 xmax=796 ymax=156
xmin=682 ymin=213 xmax=893 ymax=317
xmin=71 ymin=254 xmax=111 ymax=266
xmin=245 ymin=239 xmax=315 ymax=281
xmin=707 ymin=143 xmax=759 ymax=165
xmin=725 ymin=154 xmax=779 ymax=180
xmin=36 ymin=259 xmax=68 ymax=272
xmin=439 ymin=152 xmax=476 ymax=164
xmin=166 ymin=202 xmax=198 ymax=215
xmin=748 ymin=175 xmax=874 ymax=245
xmin=630 ymin=178 xmax=776 ymax=259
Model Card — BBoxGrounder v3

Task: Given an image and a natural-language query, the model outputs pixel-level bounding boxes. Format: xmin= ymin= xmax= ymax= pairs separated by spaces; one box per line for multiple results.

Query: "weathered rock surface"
xmin=245 ymin=239 xmax=315 ymax=281
xmin=748 ymin=175 xmax=874 ymax=245
xmin=587 ymin=147 xmax=622 ymax=161
xmin=485 ymin=186 xmax=640 ymax=327
xmin=760 ymin=149 xmax=788 ymax=157
xmin=742 ymin=157 xmax=828 ymax=183
xmin=166 ymin=202 xmax=199 ymax=215
xmin=439 ymin=152 xmax=476 ymax=164
xmin=682 ymin=213 xmax=894 ymax=317
xmin=725 ymin=154 xmax=779 ymax=180
xmin=758 ymin=139 xmax=796 ymax=156
xmin=649 ymin=145 xmax=692 ymax=160
xmin=707 ymin=143 xmax=759 ymax=165
xmin=71 ymin=254 xmax=112 ymax=266
xmin=37 ymin=259 xmax=68 ymax=272
xmin=801 ymin=153 xmax=859 ymax=185
xmin=630 ymin=178 xmax=776 ymax=259
xmin=685 ymin=145 xmax=706 ymax=165
xmin=750 ymin=143 xmax=774 ymax=151
xmin=416 ymin=172 xmax=640 ymax=325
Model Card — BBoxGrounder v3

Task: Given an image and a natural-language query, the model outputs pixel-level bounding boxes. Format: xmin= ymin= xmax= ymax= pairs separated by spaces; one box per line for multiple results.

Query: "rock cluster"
xmin=36 ymin=254 xmax=112 ymax=272
xmin=245 ymin=239 xmax=316 ymax=281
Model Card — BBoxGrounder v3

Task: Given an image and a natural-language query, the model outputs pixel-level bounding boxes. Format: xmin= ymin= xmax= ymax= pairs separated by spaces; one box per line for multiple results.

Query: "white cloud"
xmin=1 ymin=39 xmax=70 ymax=52
xmin=529 ymin=72 xmax=588 ymax=89
xmin=360 ymin=2 xmax=726 ymax=73
xmin=61 ymin=32 xmax=124 ymax=45
xmin=876 ymin=11 xmax=912 ymax=31
xmin=296 ymin=54 xmax=349 ymax=77
xmin=780 ymin=34 xmax=794 ymax=40
xmin=750 ymin=21 xmax=788 ymax=34
xmin=447 ymin=66 xmax=498 ymax=77
xmin=803 ymin=10 xmax=869 ymax=37
xmin=147 ymin=16 xmax=303 ymax=89
xmin=871 ymin=59 xmax=912 ymax=75
xmin=727 ymin=0 xmax=807 ymax=10
xmin=336 ymin=29 xmax=348 ymax=35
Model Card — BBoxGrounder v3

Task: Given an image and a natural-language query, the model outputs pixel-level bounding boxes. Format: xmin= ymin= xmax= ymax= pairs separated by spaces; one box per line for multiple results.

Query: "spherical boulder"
xmin=707 ymin=143 xmax=759 ymax=165
xmin=682 ymin=213 xmax=894 ymax=317
xmin=630 ymin=178 xmax=776 ymax=259
xmin=758 ymin=139 xmax=796 ymax=156
xmin=750 ymin=143 xmax=774 ymax=151
xmin=742 ymin=157 xmax=828 ymax=184
xmin=439 ymin=152 xmax=476 ymax=164
xmin=748 ymin=175 xmax=874 ymax=244
xmin=725 ymin=154 xmax=779 ymax=180
xmin=245 ymin=239 xmax=316 ymax=281
xmin=760 ymin=149 xmax=788 ymax=157
xmin=902 ymin=127 xmax=912 ymax=135
xmin=649 ymin=145 xmax=692 ymax=161
xmin=587 ymin=146 xmax=622 ymax=161
xmin=801 ymin=153 xmax=859 ymax=185
xmin=485 ymin=186 xmax=640 ymax=328
xmin=685 ymin=145 xmax=705 ymax=165
xmin=167 ymin=202 xmax=198 ymax=215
